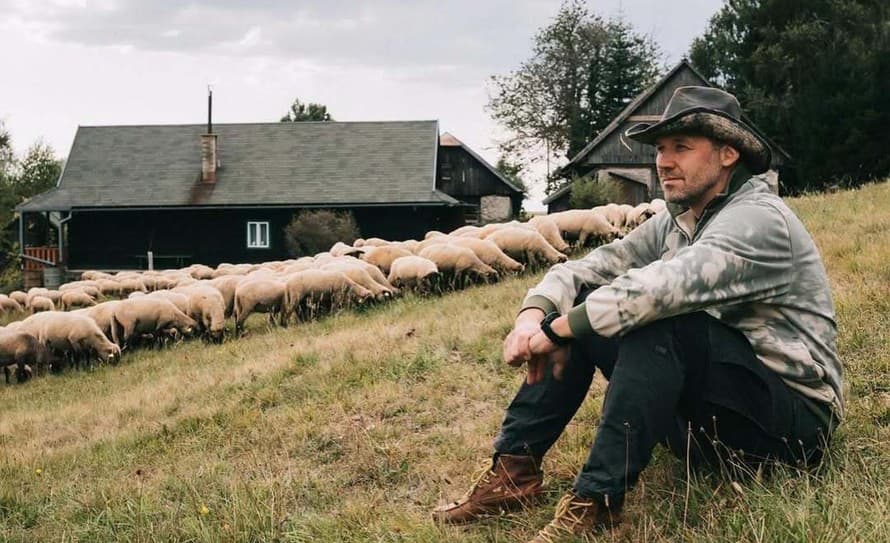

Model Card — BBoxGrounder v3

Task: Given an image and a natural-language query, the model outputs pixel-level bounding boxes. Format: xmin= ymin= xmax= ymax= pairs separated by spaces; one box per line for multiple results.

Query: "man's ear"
xmin=719 ymin=144 xmax=741 ymax=168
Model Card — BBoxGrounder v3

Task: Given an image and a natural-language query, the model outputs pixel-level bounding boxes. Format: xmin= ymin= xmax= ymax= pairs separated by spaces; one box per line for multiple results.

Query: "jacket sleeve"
xmin=520 ymin=212 xmax=668 ymax=317
xmin=567 ymin=202 xmax=794 ymax=337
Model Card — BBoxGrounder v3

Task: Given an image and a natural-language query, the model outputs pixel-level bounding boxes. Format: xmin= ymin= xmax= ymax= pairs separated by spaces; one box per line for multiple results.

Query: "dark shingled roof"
xmin=18 ymin=120 xmax=458 ymax=212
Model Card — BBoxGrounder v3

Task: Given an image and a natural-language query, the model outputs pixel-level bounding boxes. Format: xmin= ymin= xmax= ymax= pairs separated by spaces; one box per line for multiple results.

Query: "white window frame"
xmin=246 ymin=221 xmax=270 ymax=249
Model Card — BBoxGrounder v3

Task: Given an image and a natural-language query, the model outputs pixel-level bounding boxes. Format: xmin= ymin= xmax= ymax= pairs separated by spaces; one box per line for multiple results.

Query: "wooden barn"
xmin=544 ymin=59 xmax=791 ymax=213
xmin=16 ymin=119 xmax=522 ymax=274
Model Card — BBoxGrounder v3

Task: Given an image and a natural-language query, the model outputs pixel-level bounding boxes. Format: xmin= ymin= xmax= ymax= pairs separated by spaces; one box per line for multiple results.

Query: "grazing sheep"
xmin=548 ymin=209 xmax=621 ymax=246
xmin=9 ymin=291 xmax=28 ymax=307
xmin=484 ymin=227 xmax=568 ymax=266
xmin=185 ymin=264 xmax=216 ymax=280
xmin=418 ymin=244 xmax=498 ymax=285
xmin=330 ymin=241 xmax=366 ymax=258
xmin=618 ymin=203 xmax=635 ymax=223
xmin=0 ymin=295 xmax=24 ymax=314
xmin=446 ymin=237 xmax=525 ymax=273
xmin=233 ymin=278 xmax=288 ymax=330
xmin=596 ymin=203 xmax=628 ymax=229
xmin=282 ymin=269 xmax=373 ymax=321
xmin=111 ymin=298 xmax=197 ymax=347
xmin=319 ymin=260 xmax=397 ymax=299
xmin=96 ymin=279 xmax=123 ymax=297
xmin=0 ymin=329 xmax=52 ymax=382
xmin=18 ymin=311 xmax=121 ymax=367
xmin=73 ymin=300 xmax=123 ymax=342
xmin=206 ymin=275 xmax=245 ymax=318
xmin=146 ymin=290 xmax=191 ymax=314
xmin=60 ymin=290 xmax=97 ymax=311
xmin=387 ymin=256 xmax=440 ymax=291
xmin=625 ymin=202 xmax=657 ymax=231
xmin=360 ymin=245 xmax=414 ymax=275
xmin=527 ymin=216 xmax=572 ymax=253
xmin=118 ymin=277 xmax=148 ymax=296
xmin=174 ymin=284 xmax=227 ymax=340
xmin=59 ymin=280 xmax=100 ymax=292
xmin=29 ymin=296 xmax=55 ymax=314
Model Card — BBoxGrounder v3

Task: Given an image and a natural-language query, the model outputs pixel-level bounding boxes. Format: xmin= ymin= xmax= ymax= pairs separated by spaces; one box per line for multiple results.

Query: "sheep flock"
xmin=1 ymin=200 xmax=665 ymax=384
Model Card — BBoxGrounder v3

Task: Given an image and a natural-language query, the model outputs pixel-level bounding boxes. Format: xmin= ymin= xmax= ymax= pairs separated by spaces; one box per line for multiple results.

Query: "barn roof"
xmin=18 ymin=120 xmax=458 ymax=212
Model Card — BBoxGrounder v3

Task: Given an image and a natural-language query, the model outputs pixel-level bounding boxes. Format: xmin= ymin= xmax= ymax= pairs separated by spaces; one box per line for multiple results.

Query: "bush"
xmin=568 ymin=177 xmax=623 ymax=208
xmin=283 ymin=210 xmax=361 ymax=257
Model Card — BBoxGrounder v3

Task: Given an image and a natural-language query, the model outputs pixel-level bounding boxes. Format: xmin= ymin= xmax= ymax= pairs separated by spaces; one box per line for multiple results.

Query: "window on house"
xmin=247 ymin=221 xmax=270 ymax=248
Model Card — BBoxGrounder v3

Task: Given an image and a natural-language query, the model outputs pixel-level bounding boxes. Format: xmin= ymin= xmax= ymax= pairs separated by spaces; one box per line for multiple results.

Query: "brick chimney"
xmin=201 ymin=88 xmax=219 ymax=184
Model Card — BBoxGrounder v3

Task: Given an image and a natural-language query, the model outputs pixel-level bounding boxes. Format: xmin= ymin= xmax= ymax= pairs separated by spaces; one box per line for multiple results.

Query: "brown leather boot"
xmin=432 ymin=453 xmax=544 ymax=524
xmin=528 ymin=491 xmax=623 ymax=542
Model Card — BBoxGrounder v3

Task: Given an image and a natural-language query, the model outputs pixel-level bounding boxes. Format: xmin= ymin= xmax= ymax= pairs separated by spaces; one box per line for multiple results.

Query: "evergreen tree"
xmin=691 ymin=0 xmax=890 ymax=191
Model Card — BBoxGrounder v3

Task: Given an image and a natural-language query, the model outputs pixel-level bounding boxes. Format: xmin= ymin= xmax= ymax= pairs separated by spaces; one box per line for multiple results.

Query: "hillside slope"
xmin=2 ymin=182 xmax=890 ymax=542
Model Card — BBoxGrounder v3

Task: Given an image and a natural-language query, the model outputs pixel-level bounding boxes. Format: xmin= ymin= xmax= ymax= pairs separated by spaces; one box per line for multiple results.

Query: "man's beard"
xmin=659 ymin=161 xmax=723 ymax=208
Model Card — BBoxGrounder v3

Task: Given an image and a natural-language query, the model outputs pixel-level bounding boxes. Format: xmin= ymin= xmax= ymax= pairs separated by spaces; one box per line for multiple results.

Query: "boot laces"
xmin=462 ymin=461 xmax=495 ymax=500
xmin=535 ymin=493 xmax=596 ymax=543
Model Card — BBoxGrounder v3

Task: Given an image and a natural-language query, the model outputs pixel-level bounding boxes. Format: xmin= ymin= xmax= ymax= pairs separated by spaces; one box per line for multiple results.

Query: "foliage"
xmin=14 ymin=141 xmax=62 ymax=202
xmin=0 ymin=125 xmax=63 ymax=290
xmin=283 ymin=209 xmax=360 ymax=257
xmin=280 ymin=98 xmax=334 ymax=122
xmin=488 ymin=0 xmax=661 ymax=193
xmin=495 ymin=156 xmax=527 ymax=195
xmin=690 ymin=0 xmax=890 ymax=192
xmin=567 ymin=176 xmax=623 ymax=208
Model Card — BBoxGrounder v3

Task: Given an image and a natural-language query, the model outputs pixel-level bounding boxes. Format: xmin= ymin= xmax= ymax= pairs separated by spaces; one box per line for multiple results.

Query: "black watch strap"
xmin=540 ymin=312 xmax=572 ymax=346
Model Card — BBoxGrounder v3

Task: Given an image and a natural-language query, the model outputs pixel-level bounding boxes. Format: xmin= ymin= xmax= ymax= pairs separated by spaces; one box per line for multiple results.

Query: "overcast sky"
xmin=0 ymin=0 xmax=723 ymax=208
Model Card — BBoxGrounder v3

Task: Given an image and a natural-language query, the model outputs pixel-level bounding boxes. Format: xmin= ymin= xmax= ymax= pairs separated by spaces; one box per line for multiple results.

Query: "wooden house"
xmin=16 ymin=119 xmax=522 ymax=273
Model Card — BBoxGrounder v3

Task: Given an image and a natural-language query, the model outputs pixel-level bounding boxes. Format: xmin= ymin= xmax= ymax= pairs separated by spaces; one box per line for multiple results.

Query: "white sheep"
xmin=282 ymin=269 xmax=373 ymax=322
xmin=417 ymin=244 xmax=498 ymax=285
xmin=18 ymin=311 xmax=121 ymax=367
xmin=387 ymin=256 xmax=440 ymax=291
xmin=484 ymin=227 xmax=568 ymax=266
xmin=233 ymin=278 xmax=288 ymax=330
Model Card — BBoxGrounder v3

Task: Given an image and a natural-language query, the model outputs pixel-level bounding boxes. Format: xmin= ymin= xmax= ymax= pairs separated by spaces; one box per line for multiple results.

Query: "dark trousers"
xmin=493 ymin=297 xmax=834 ymax=500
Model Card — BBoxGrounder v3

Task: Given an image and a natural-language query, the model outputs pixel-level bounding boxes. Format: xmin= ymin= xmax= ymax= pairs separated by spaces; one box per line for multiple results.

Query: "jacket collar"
xmin=667 ymin=163 xmax=753 ymax=240
xmin=666 ymin=163 xmax=753 ymax=220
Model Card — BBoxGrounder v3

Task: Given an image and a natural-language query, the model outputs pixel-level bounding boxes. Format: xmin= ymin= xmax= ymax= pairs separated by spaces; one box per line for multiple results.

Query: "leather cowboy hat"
xmin=625 ymin=86 xmax=772 ymax=174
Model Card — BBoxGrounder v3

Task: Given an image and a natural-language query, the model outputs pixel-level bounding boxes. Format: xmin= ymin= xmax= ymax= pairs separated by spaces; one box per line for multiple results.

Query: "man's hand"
xmin=503 ymin=318 xmax=543 ymax=368
xmin=527 ymin=331 xmax=570 ymax=384
xmin=504 ymin=309 xmax=574 ymax=385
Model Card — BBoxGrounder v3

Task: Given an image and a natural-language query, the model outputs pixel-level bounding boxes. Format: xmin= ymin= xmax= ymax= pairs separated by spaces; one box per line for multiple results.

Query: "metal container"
xmin=42 ymin=267 xmax=62 ymax=290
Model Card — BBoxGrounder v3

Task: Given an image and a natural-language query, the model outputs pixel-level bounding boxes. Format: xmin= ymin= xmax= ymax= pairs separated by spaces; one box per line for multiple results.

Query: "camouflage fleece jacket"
xmin=522 ymin=166 xmax=843 ymax=419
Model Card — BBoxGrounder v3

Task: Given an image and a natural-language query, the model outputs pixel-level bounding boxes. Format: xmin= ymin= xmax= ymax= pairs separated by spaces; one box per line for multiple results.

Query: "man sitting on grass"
xmin=433 ymin=86 xmax=843 ymax=542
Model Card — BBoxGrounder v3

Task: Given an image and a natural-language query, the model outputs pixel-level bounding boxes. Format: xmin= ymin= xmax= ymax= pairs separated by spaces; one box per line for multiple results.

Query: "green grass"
xmin=2 ymin=182 xmax=890 ymax=542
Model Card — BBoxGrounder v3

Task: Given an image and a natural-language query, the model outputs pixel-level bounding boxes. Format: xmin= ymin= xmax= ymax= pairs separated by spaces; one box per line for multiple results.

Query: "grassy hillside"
xmin=2 ymin=183 xmax=890 ymax=542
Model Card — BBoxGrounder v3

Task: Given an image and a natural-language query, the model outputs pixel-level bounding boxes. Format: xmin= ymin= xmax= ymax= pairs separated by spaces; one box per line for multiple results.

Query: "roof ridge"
xmin=78 ymin=119 xmax=440 ymax=129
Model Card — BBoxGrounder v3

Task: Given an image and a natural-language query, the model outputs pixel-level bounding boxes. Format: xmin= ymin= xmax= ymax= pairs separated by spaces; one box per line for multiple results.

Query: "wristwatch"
xmin=540 ymin=312 xmax=572 ymax=346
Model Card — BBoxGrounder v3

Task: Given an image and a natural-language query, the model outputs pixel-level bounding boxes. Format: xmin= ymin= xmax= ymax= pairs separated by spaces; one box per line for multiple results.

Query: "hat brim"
xmin=626 ymin=109 xmax=772 ymax=174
